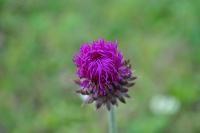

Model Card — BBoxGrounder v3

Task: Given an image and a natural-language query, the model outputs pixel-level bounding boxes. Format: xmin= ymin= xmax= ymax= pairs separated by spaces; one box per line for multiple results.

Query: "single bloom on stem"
xmin=73 ymin=38 xmax=136 ymax=110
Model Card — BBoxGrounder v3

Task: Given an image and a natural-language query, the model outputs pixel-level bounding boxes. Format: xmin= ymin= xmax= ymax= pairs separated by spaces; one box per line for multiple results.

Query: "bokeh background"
xmin=0 ymin=0 xmax=200 ymax=133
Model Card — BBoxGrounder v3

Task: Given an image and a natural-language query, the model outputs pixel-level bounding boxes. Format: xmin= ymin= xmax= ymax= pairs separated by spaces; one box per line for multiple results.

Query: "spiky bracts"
xmin=73 ymin=39 xmax=136 ymax=110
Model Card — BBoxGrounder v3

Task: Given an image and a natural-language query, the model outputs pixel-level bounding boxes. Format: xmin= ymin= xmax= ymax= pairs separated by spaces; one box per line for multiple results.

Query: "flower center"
xmin=91 ymin=52 xmax=103 ymax=61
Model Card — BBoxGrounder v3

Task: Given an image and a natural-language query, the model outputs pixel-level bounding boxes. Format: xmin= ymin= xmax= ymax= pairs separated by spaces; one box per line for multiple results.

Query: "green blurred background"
xmin=0 ymin=0 xmax=200 ymax=133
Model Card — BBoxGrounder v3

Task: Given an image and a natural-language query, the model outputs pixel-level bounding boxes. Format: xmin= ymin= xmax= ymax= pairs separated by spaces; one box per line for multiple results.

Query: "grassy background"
xmin=0 ymin=0 xmax=200 ymax=132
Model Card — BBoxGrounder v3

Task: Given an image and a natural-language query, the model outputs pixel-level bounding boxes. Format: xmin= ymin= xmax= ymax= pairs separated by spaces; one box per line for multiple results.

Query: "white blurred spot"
xmin=150 ymin=95 xmax=181 ymax=115
xmin=79 ymin=94 xmax=89 ymax=101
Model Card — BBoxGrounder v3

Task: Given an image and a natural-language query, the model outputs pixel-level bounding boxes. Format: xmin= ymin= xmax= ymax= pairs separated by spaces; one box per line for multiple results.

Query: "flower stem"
xmin=108 ymin=106 xmax=117 ymax=133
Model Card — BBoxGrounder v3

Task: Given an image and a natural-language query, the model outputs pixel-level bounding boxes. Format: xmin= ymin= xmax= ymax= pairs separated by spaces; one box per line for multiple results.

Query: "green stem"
xmin=108 ymin=106 xmax=117 ymax=133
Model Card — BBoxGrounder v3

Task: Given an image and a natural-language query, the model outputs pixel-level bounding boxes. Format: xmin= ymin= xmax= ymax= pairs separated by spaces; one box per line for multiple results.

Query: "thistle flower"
xmin=73 ymin=39 xmax=136 ymax=110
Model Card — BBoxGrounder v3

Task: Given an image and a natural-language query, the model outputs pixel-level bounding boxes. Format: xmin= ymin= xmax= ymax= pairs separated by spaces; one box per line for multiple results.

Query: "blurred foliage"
xmin=0 ymin=0 xmax=200 ymax=133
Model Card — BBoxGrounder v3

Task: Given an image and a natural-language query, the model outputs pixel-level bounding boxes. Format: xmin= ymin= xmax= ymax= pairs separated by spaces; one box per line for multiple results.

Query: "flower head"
xmin=73 ymin=39 xmax=136 ymax=110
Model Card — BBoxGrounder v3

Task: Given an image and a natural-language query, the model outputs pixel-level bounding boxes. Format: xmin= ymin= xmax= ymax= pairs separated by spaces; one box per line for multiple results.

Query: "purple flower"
xmin=73 ymin=39 xmax=136 ymax=110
